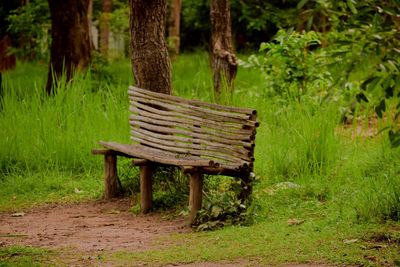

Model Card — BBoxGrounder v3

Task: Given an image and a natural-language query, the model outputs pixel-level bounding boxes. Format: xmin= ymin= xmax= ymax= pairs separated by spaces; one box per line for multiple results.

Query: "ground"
xmin=0 ymin=198 xmax=340 ymax=266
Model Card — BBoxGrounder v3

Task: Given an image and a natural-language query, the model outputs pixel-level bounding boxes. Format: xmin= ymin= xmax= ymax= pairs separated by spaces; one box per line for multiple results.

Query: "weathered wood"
xmin=131 ymin=101 xmax=252 ymax=131
xmin=104 ymin=153 xmax=120 ymax=199
xmin=130 ymin=120 xmax=254 ymax=147
xmin=130 ymin=89 xmax=250 ymax=120
xmin=130 ymin=106 xmax=253 ymax=134
xmin=131 ymin=127 xmax=252 ymax=156
xmin=100 ymin=141 xmax=216 ymax=167
xmin=94 ymin=86 xmax=259 ymax=224
xmin=132 ymin=159 xmax=150 ymax=166
xmin=130 ymin=136 xmax=247 ymax=165
xmin=129 ymin=86 xmax=255 ymax=115
xmin=189 ymin=172 xmax=203 ymax=224
xmin=140 ymin=165 xmax=153 ymax=213
xmin=130 ymin=97 xmax=256 ymax=127
xmin=131 ymin=128 xmax=252 ymax=161
xmin=181 ymin=166 xmax=246 ymax=177
xmin=130 ymin=114 xmax=253 ymax=141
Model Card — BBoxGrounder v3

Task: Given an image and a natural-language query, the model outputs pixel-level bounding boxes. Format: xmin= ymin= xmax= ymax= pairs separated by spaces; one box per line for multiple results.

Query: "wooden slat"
xmin=130 ymin=120 xmax=254 ymax=148
xmin=130 ymin=106 xmax=252 ymax=134
xmin=130 ymin=136 xmax=246 ymax=165
xmin=131 ymin=128 xmax=252 ymax=162
xmin=129 ymin=114 xmax=253 ymax=142
xmin=130 ymin=89 xmax=250 ymax=120
xmin=131 ymin=101 xmax=248 ymax=130
xmin=129 ymin=96 xmax=258 ymax=127
xmin=131 ymin=127 xmax=251 ymax=157
xmin=129 ymin=86 xmax=256 ymax=115
xmin=99 ymin=141 xmax=217 ymax=167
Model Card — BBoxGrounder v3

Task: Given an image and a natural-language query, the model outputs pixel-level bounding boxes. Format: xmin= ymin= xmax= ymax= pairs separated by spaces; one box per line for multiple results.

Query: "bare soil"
xmin=0 ymin=198 xmax=336 ymax=266
xmin=0 ymin=198 xmax=189 ymax=252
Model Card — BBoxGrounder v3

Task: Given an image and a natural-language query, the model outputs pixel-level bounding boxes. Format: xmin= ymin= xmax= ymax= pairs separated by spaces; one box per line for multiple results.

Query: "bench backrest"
xmin=128 ymin=86 xmax=258 ymax=171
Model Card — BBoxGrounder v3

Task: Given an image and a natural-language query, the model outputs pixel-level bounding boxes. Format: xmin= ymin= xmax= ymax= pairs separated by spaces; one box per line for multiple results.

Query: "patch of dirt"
xmin=0 ymin=198 xmax=190 ymax=252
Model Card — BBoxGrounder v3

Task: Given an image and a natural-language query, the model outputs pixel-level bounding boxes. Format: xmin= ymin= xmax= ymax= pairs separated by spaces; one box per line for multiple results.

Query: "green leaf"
xmin=375 ymin=99 xmax=386 ymax=118
xmin=356 ymin=93 xmax=369 ymax=103
xmin=389 ymin=130 xmax=400 ymax=148
xmin=306 ymin=15 xmax=314 ymax=31
xmin=297 ymin=0 xmax=310 ymax=9
xmin=385 ymin=86 xmax=394 ymax=98
xmin=347 ymin=0 xmax=358 ymax=14
xmin=360 ymin=76 xmax=377 ymax=90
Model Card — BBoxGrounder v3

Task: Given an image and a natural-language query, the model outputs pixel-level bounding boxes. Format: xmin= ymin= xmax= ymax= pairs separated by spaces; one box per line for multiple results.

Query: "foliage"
xmin=194 ymin=176 xmax=253 ymax=230
xmin=324 ymin=0 xmax=400 ymax=147
xmin=6 ymin=0 xmax=50 ymax=61
xmin=1 ymin=53 xmax=399 ymax=227
xmin=109 ymin=6 xmax=129 ymax=36
xmin=242 ymin=29 xmax=333 ymax=105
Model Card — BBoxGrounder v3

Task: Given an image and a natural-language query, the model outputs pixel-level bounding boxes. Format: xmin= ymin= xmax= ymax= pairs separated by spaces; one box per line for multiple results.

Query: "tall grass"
xmin=0 ymin=74 xmax=129 ymax=175
xmin=0 ymin=53 xmax=399 ymax=222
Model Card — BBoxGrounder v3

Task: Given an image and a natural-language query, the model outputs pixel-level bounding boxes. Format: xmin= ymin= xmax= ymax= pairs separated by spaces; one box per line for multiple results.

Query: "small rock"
xmin=287 ymin=218 xmax=305 ymax=226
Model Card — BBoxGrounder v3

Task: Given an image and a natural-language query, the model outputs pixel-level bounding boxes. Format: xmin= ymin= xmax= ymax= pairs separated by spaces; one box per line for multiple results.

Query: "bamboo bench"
xmin=92 ymin=86 xmax=259 ymax=223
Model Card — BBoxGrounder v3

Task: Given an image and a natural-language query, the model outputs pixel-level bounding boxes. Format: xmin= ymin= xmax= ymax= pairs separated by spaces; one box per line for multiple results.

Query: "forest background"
xmin=0 ymin=0 xmax=399 ymax=266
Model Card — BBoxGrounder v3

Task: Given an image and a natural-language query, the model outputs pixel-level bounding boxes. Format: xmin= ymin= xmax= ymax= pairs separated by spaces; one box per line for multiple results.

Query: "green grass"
xmin=0 ymin=52 xmax=399 ymax=266
xmin=0 ymin=246 xmax=55 ymax=266
xmin=106 ymin=221 xmax=400 ymax=266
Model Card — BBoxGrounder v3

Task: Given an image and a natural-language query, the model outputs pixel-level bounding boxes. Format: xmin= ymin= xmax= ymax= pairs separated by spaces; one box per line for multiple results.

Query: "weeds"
xmin=0 ymin=52 xmax=399 ymax=226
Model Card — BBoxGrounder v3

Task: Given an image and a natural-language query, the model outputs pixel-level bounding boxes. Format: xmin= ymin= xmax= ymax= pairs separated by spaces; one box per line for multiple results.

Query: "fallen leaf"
xmin=287 ymin=218 xmax=305 ymax=226
xmin=74 ymin=188 xmax=84 ymax=194
xmin=11 ymin=212 xmax=25 ymax=217
xmin=364 ymin=255 xmax=377 ymax=262
xmin=343 ymin=238 xmax=359 ymax=244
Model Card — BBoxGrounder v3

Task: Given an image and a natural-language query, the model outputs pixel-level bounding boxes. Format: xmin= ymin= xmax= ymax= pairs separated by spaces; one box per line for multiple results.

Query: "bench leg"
xmin=104 ymin=153 xmax=119 ymax=199
xmin=189 ymin=172 xmax=203 ymax=224
xmin=238 ymin=173 xmax=252 ymax=204
xmin=140 ymin=165 xmax=153 ymax=213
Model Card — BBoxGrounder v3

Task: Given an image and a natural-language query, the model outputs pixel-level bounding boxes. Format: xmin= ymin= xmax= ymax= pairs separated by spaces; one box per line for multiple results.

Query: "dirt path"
xmin=0 ymin=198 xmax=189 ymax=252
xmin=0 ymin=198 xmax=336 ymax=266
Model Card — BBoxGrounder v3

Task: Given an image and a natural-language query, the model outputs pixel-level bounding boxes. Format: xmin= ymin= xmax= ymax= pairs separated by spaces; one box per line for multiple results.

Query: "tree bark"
xmin=210 ymin=0 xmax=237 ymax=99
xmin=129 ymin=0 xmax=172 ymax=94
xmin=100 ymin=0 xmax=112 ymax=57
xmin=46 ymin=0 xmax=91 ymax=94
xmin=88 ymin=0 xmax=95 ymax=50
xmin=0 ymin=35 xmax=16 ymax=72
xmin=168 ymin=0 xmax=182 ymax=59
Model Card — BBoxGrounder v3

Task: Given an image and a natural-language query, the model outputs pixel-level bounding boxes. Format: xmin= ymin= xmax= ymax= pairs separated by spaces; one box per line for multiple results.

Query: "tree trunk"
xmin=210 ymin=0 xmax=237 ymax=99
xmin=129 ymin=0 xmax=172 ymax=94
xmin=168 ymin=0 xmax=182 ymax=59
xmin=88 ymin=0 xmax=95 ymax=50
xmin=46 ymin=0 xmax=91 ymax=94
xmin=129 ymin=0 xmax=172 ymax=213
xmin=0 ymin=35 xmax=16 ymax=73
xmin=100 ymin=0 xmax=112 ymax=57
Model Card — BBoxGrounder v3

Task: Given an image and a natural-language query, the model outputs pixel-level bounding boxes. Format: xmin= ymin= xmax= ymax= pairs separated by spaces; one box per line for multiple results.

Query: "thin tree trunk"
xmin=129 ymin=0 xmax=172 ymax=94
xmin=100 ymin=0 xmax=112 ymax=57
xmin=46 ymin=0 xmax=91 ymax=94
xmin=0 ymin=35 xmax=16 ymax=72
xmin=88 ymin=0 xmax=95 ymax=50
xmin=210 ymin=0 xmax=237 ymax=99
xmin=168 ymin=0 xmax=182 ymax=59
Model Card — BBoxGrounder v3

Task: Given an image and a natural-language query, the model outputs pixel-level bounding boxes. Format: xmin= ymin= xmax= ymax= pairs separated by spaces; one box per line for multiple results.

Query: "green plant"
xmin=193 ymin=174 xmax=258 ymax=231
xmin=7 ymin=0 xmax=50 ymax=61
xmin=243 ymin=29 xmax=333 ymax=105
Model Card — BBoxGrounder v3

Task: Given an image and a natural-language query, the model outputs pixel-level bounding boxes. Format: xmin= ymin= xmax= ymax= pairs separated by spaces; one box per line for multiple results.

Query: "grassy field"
xmin=0 ymin=52 xmax=399 ymax=266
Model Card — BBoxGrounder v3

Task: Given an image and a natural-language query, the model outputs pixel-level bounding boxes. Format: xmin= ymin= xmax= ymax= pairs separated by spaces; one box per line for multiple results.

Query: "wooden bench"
xmin=92 ymin=86 xmax=259 ymax=223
